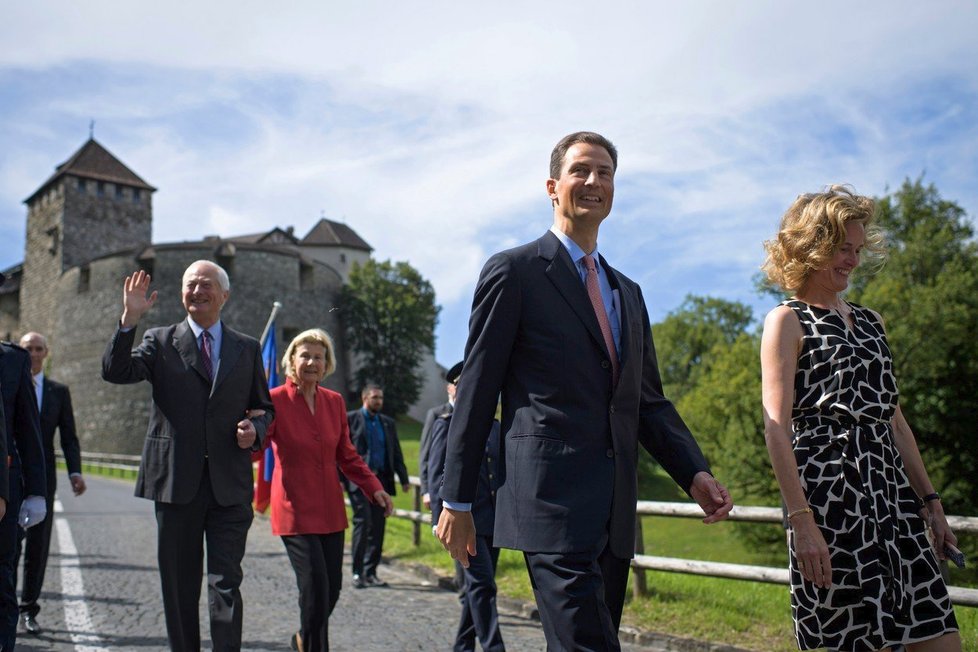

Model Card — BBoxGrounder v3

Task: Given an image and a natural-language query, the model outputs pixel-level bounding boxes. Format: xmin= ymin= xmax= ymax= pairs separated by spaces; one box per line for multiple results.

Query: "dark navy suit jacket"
xmin=38 ymin=377 xmax=82 ymax=497
xmin=430 ymin=416 xmax=500 ymax=537
xmin=441 ymin=231 xmax=710 ymax=559
xmin=102 ymin=321 xmax=274 ymax=506
xmin=0 ymin=343 xmax=46 ymax=500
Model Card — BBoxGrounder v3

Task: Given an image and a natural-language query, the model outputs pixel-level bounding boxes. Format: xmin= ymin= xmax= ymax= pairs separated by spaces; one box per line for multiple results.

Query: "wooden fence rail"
xmin=64 ymin=456 xmax=978 ymax=607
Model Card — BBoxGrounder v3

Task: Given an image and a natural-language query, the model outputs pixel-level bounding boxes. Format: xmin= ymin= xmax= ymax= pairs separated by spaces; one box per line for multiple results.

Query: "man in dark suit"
xmin=437 ymin=132 xmax=733 ymax=651
xmin=346 ymin=385 xmax=409 ymax=588
xmin=418 ymin=364 xmax=459 ymax=509
xmin=429 ymin=362 xmax=504 ymax=652
xmin=0 ymin=336 xmax=46 ymax=651
xmin=15 ymin=332 xmax=85 ymax=636
xmin=102 ymin=261 xmax=274 ymax=652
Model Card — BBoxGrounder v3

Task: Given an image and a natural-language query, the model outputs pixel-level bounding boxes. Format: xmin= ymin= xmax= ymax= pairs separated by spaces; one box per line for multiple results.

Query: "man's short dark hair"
xmin=549 ymin=131 xmax=618 ymax=179
xmin=361 ymin=383 xmax=383 ymax=400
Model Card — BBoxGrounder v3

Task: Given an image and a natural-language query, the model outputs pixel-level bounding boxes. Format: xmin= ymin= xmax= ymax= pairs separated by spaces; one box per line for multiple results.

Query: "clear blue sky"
xmin=2 ymin=2 xmax=976 ymax=365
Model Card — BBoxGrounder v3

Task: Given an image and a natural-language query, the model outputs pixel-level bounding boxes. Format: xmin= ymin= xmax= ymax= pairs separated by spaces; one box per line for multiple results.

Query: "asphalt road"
xmin=11 ymin=474 xmax=697 ymax=652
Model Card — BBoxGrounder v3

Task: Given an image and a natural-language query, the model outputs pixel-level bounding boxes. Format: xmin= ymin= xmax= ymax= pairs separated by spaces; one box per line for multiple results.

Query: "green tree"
xmin=653 ymin=296 xmax=754 ymax=401
xmin=643 ymin=297 xmax=756 ymax=497
xmin=848 ymin=177 xmax=978 ymax=516
xmin=340 ymin=259 xmax=440 ymax=417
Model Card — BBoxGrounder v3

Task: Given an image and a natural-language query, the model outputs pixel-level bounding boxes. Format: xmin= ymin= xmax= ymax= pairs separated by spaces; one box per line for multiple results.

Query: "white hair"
xmin=184 ymin=260 xmax=230 ymax=291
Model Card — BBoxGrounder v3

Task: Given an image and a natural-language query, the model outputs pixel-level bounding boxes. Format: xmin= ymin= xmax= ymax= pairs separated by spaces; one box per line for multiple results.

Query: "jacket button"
xmin=609 ymin=405 xmax=616 ymax=414
xmin=606 ymin=449 xmax=614 ymax=458
xmin=601 ymin=360 xmax=610 ymax=369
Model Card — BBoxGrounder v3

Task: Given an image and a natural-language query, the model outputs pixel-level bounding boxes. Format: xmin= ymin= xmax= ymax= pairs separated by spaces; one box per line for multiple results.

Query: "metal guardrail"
xmin=65 ymin=455 xmax=978 ymax=607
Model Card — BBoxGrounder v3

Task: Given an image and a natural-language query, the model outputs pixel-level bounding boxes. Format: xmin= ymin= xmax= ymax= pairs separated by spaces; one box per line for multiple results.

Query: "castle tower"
xmin=20 ymin=138 xmax=155 ymax=335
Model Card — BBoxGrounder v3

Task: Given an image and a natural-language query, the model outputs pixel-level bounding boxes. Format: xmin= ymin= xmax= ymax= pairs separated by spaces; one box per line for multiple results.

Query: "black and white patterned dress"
xmin=784 ymin=299 xmax=957 ymax=651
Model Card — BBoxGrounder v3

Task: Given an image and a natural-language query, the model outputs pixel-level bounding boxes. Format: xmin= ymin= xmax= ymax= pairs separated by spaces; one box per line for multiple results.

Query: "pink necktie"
xmin=583 ymin=254 xmax=619 ymax=385
xmin=200 ymin=331 xmax=214 ymax=380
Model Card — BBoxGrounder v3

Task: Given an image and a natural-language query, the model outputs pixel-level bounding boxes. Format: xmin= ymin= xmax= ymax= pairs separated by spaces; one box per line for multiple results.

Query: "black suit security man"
xmin=418 ymin=369 xmax=457 ymax=509
xmin=0 ymin=333 xmax=46 ymax=651
xmin=346 ymin=385 xmax=408 ymax=588
xmin=429 ymin=362 xmax=504 ymax=652
xmin=437 ymin=132 xmax=733 ymax=651
xmin=15 ymin=331 xmax=85 ymax=636
xmin=102 ymin=261 xmax=274 ymax=651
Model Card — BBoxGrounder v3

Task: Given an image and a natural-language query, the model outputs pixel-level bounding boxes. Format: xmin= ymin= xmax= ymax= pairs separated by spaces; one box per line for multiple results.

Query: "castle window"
xmin=78 ymin=266 xmax=91 ymax=293
xmin=97 ymin=181 xmax=105 ymax=197
xmin=340 ymin=253 xmax=347 ymax=263
xmin=46 ymin=226 xmax=58 ymax=255
xmin=300 ymin=262 xmax=314 ymax=290
xmin=133 ymin=188 xmax=141 ymax=203
xmin=115 ymin=184 xmax=124 ymax=200
xmin=77 ymin=178 xmax=86 ymax=193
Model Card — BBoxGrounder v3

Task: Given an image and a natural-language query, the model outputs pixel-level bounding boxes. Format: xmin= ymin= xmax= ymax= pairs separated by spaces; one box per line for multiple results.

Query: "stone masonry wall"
xmin=47 ymin=246 xmax=346 ymax=454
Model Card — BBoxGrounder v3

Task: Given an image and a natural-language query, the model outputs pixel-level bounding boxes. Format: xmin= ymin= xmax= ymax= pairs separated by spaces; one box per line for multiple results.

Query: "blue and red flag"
xmin=254 ymin=320 xmax=281 ymax=513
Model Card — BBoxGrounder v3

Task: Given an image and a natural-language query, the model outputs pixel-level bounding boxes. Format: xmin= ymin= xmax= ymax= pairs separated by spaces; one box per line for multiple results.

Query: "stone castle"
xmin=0 ymin=138 xmax=445 ymax=454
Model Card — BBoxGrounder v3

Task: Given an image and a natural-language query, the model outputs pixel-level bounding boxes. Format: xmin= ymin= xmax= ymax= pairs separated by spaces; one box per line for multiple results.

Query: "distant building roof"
xmin=227 ymin=227 xmax=299 ymax=246
xmin=25 ymin=138 xmax=156 ymax=204
xmin=301 ymin=218 xmax=372 ymax=251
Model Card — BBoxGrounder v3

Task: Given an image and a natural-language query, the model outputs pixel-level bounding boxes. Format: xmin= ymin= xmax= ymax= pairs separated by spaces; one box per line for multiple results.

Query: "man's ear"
xmin=546 ymin=178 xmax=558 ymax=202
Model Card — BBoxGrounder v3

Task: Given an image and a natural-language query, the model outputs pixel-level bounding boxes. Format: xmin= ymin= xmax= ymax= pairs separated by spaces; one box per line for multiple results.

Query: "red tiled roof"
xmin=25 ymin=138 xmax=156 ymax=203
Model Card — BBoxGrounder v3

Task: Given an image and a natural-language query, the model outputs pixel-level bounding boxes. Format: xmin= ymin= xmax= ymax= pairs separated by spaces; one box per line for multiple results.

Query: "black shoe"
xmin=365 ymin=574 xmax=388 ymax=588
xmin=352 ymin=574 xmax=367 ymax=589
xmin=23 ymin=614 xmax=41 ymax=635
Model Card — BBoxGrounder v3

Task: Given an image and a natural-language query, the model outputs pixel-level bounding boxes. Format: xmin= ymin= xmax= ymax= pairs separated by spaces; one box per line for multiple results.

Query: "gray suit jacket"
xmin=441 ymin=231 xmax=710 ymax=558
xmin=102 ymin=320 xmax=274 ymax=505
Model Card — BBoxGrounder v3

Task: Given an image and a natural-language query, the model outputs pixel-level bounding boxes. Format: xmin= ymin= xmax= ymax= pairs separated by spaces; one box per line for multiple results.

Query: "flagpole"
xmin=259 ymin=301 xmax=283 ymax=346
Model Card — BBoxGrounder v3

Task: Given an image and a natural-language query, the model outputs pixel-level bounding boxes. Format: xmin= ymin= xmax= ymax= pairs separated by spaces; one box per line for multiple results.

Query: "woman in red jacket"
xmin=263 ymin=328 xmax=393 ymax=652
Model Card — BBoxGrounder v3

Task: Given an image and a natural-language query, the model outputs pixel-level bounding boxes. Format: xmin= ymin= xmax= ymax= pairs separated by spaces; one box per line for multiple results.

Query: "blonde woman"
xmin=261 ymin=329 xmax=393 ymax=651
xmin=760 ymin=186 xmax=960 ymax=651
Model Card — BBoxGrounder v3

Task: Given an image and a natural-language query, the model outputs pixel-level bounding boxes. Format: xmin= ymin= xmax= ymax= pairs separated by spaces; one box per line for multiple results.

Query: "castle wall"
xmin=47 ymin=247 xmax=347 ymax=454
xmin=21 ymin=178 xmax=151 ymax=337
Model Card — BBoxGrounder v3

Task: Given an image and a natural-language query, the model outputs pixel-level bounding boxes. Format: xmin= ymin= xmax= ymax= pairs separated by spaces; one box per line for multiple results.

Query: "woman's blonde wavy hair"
xmin=282 ymin=328 xmax=337 ymax=383
xmin=761 ymin=185 xmax=885 ymax=293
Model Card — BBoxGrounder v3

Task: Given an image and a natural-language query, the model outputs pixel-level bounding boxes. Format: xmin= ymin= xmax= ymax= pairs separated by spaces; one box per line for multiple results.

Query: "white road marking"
xmin=54 ymin=498 xmax=110 ymax=652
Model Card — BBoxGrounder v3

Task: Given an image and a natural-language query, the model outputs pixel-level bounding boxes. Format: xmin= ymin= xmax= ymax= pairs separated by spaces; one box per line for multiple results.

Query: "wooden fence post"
xmin=412 ymin=484 xmax=422 ymax=546
xmin=632 ymin=514 xmax=647 ymax=598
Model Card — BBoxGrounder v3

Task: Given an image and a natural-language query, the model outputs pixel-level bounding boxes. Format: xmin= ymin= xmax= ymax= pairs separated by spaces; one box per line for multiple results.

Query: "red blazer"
xmin=264 ymin=380 xmax=384 ymax=536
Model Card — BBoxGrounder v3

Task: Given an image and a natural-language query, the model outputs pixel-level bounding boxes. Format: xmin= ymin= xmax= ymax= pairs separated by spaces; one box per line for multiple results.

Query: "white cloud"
xmin=1 ymin=0 xmax=977 ymax=362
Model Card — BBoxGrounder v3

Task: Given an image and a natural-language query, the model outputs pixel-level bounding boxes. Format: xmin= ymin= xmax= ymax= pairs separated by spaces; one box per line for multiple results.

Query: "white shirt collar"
xmin=549 ymin=225 xmax=600 ymax=265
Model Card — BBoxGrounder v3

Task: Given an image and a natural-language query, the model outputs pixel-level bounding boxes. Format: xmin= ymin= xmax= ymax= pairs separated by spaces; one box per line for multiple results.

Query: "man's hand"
xmin=689 ymin=471 xmax=733 ymax=524
xmin=236 ymin=418 xmax=257 ymax=449
xmin=422 ymin=493 xmax=431 ymax=509
xmin=70 ymin=474 xmax=87 ymax=496
xmin=373 ymin=490 xmax=394 ymax=517
xmin=436 ymin=508 xmax=477 ymax=568
xmin=402 ymin=483 xmax=411 ymax=493
xmin=121 ymin=270 xmax=158 ymax=328
xmin=19 ymin=495 xmax=47 ymax=529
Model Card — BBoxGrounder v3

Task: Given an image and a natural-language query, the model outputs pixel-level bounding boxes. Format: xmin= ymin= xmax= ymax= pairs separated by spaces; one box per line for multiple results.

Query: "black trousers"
xmin=15 ymin=487 xmax=56 ymax=618
xmin=455 ymin=535 xmax=504 ymax=652
xmin=523 ymin=541 xmax=630 ymax=652
xmin=0 ymin=469 xmax=23 ymax=652
xmin=155 ymin=468 xmax=253 ymax=652
xmin=348 ymin=489 xmax=385 ymax=578
xmin=281 ymin=531 xmax=345 ymax=652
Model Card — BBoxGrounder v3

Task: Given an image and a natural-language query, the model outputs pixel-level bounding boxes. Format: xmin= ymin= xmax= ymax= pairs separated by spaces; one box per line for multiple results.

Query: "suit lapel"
xmin=539 ymin=232 xmax=610 ymax=357
xmin=173 ymin=321 xmax=211 ymax=385
xmin=601 ymin=255 xmax=632 ymax=369
xmin=41 ymin=379 xmax=53 ymax=417
xmin=214 ymin=326 xmax=243 ymax=393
